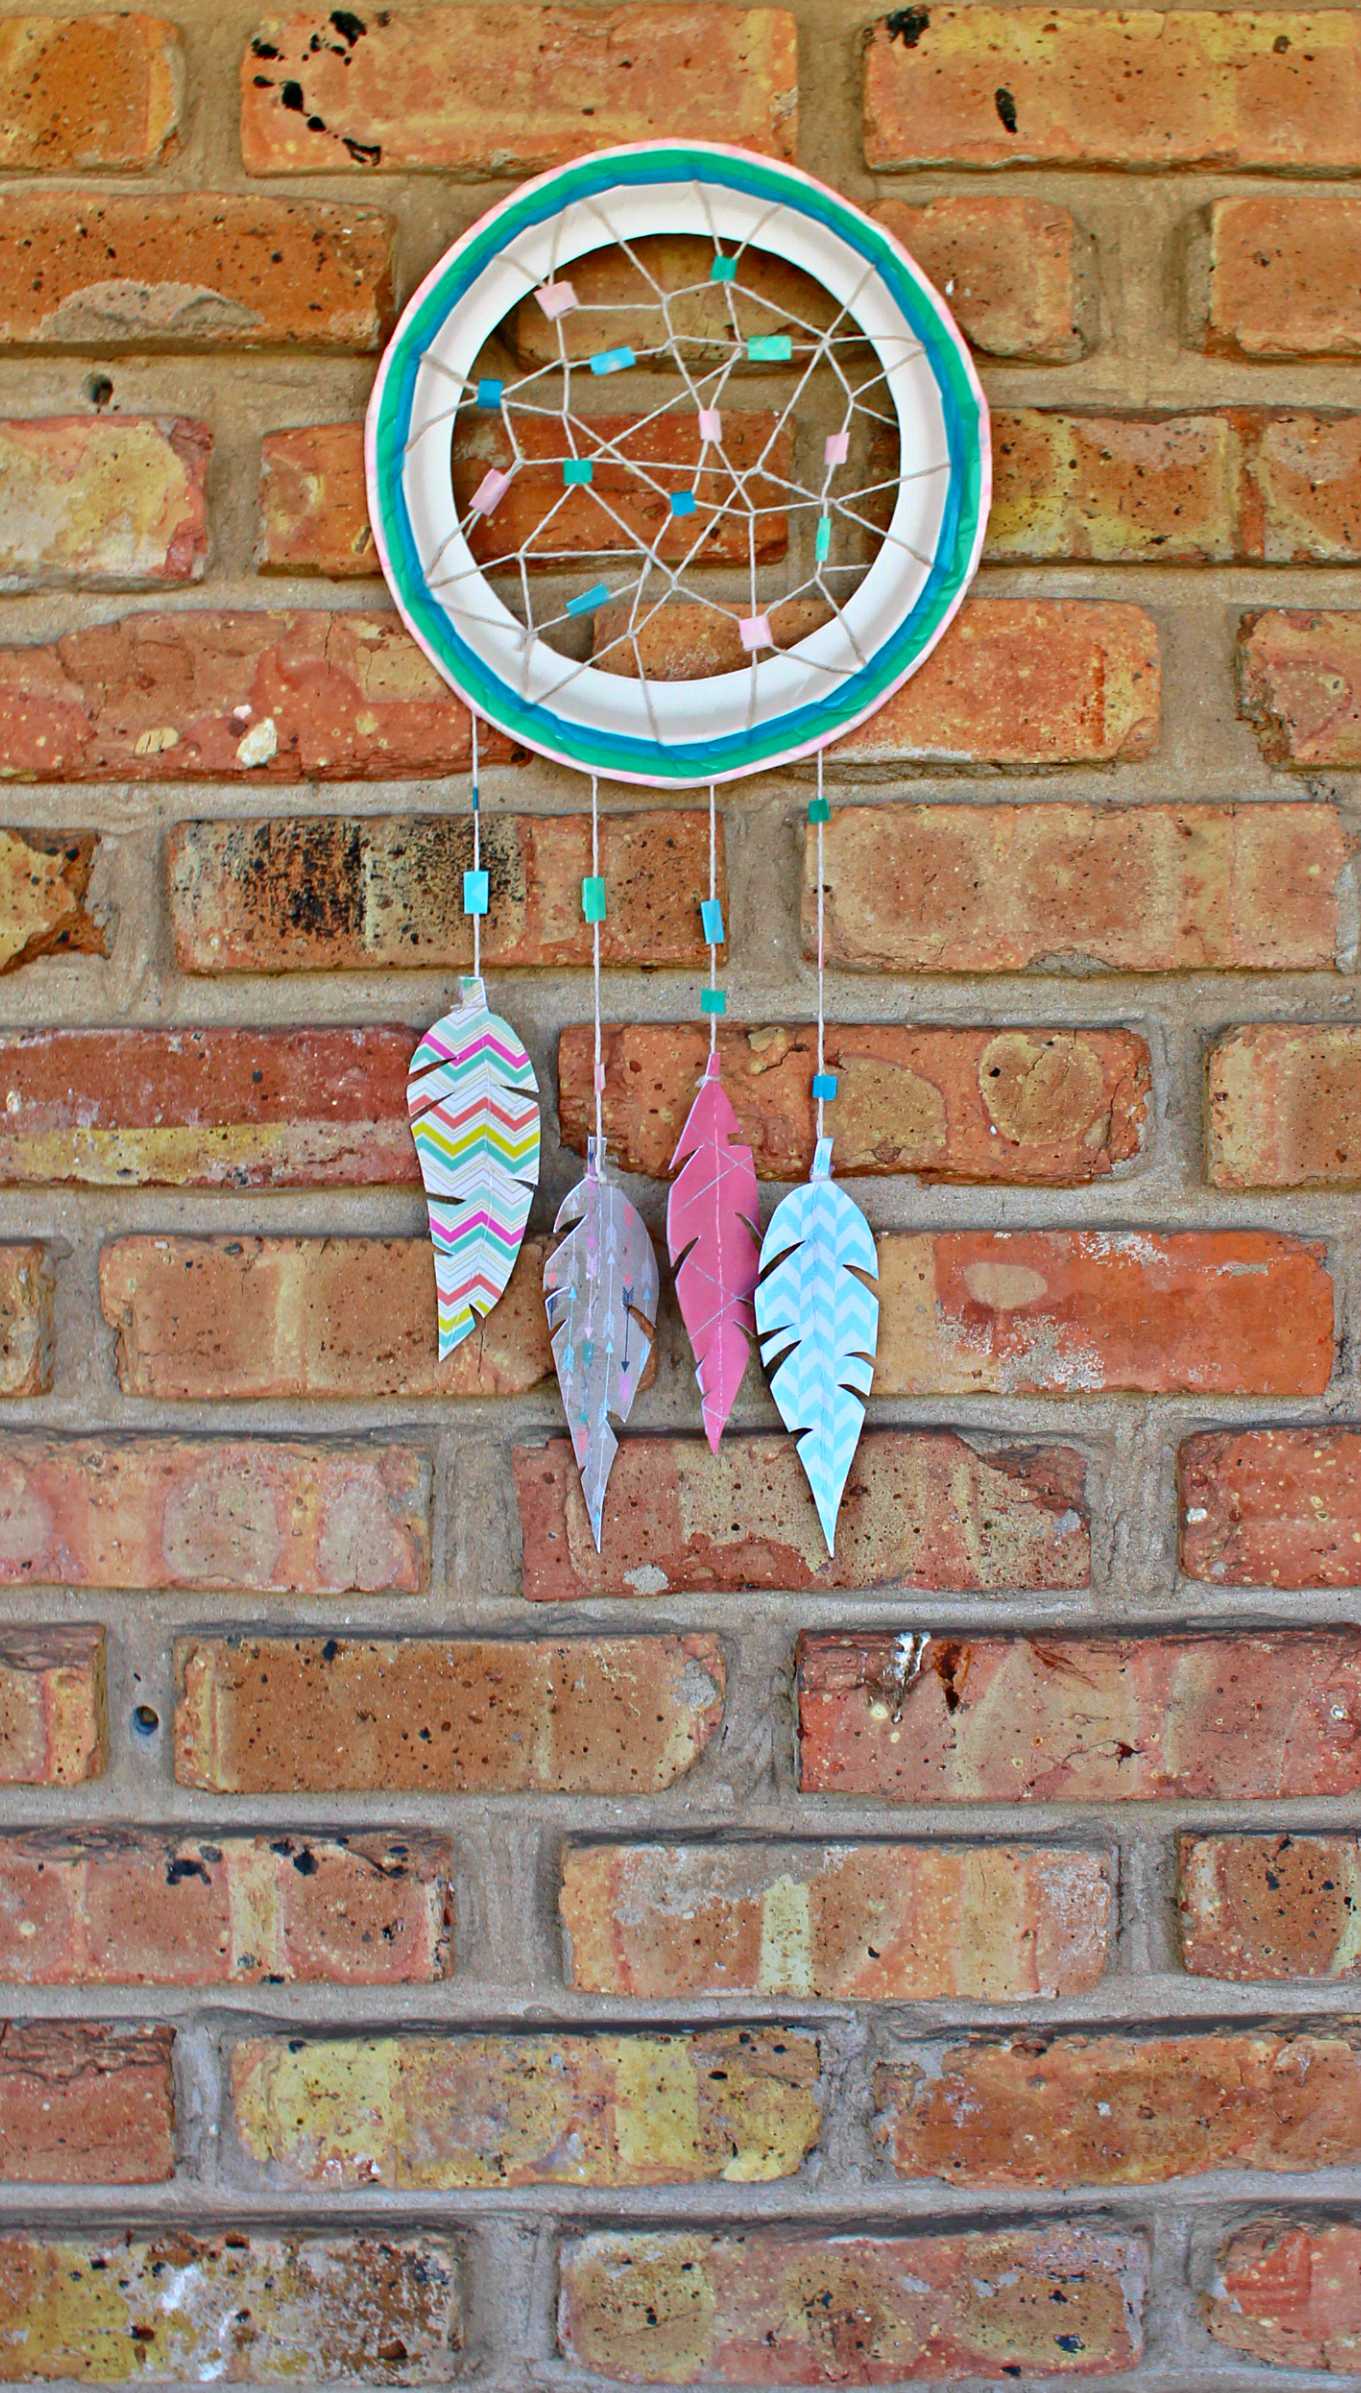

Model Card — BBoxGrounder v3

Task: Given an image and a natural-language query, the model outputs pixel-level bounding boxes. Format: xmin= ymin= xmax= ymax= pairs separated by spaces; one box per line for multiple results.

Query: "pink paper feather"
xmin=666 ymin=1053 xmax=760 ymax=1451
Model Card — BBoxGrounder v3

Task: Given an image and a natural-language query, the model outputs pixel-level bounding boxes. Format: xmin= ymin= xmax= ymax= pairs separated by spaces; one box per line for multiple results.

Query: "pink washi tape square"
xmin=739 ymin=613 xmax=772 ymax=652
xmin=535 ymin=279 xmax=578 ymax=320
xmin=824 ymin=429 xmax=850 ymax=466
xmin=697 ymin=407 xmax=722 ymax=441
xmin=470 ymin=467 xmax=511 ymax=516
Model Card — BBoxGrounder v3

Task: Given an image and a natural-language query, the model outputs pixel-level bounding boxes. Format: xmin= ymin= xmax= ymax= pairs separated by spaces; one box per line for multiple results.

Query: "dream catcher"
xmin=367 ymin=139 xmax=987 ymax=1549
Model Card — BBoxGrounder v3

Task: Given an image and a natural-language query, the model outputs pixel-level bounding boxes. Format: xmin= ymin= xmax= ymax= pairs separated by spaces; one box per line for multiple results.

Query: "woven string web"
xmin=413 ymin=189 xmax=947 ymax=721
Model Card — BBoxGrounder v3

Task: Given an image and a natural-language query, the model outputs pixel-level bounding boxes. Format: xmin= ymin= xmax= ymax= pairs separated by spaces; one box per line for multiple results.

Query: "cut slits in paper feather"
xmin=667 ymin=1053 xmax=760 ymax=1452
xmin=545 ymin=1141 xmax=659 ymax=1548
xmin=407 ymin=975 xmax=540 ymax=1358
xmin=754 ymin=1135 xmax=878 ymax=1555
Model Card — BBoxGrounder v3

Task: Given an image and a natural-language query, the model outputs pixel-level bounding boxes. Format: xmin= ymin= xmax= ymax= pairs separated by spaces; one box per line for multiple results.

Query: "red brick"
xmin=1240 ymin=412 xmax=1361 ymax=560
xmin=1208 ymin=1026 xmax=1361 ymax=1189
xmin=878 ymin=2026 xmax=1361 ymax=2188
xmin=257 ymin=424 xmax=373 ymax=577
xmin=0 ymin=829 xmax=101 ymax=971
xmin=0 ymin=1026 xmax=423 ymax=1189
xmin=0 ymin=2231 xmax=460 ymax=2382
xmin=100 ymin=1235 xmax=550 ymax=1401
xmin=0 ymin=1628 xmax=104 ymax=1787
xmin=0 ymin=610 xmax=495 ymax=784
xmin=0 ymin=1829 xmax=453 ymax=1986
xmin=241 ymin=6 xmax=797 ymax=173
xmin=0 ymin=15 xmax=180 ymax=170
xmin=874 ymin=195 xmax=1089 ymax=362
xmin=864 ymin=8 xmax=1361 ymax=171
xmin=816 ymin=801 xmax=1344 ymax=974
xmin=561 ymin=1841 xmax=1113 ymax=2000
xmin=169 ymin=809 xmax=714 ymax=972
xmin=231 ymin=2028 xmax=819 ymax=2188
xmin=559 ymin=1023 xmax=1149 ymax=1184
xmin=986 ymin=410 xmax=1236 ymax=563
xmin=1207 ymin=2219 xmax=1361 ymax=2374
xmin=175 ymin=1633 xmax=725 ymax=1795
xmin=12 ymin=1834 xmax=451 ymax=1987
xmin=516 ymin=1430 xmax=1089 ymax=1601
xmin=1209 ymin=196 xmax=1361 ymax=360
xmin=0 ymin=1435 xmax=429 ymax=1595
xmin=0 ymin=418 xmax=208 ymax=590
xmin=1240 ymin=610 xmax=1361 ymax=768
xmin=0 ymin=193 xmax=392 ymax=351
xmin=1180 ymin=1833 xmax=1361 ymax=1983
xmin=560 ymin=2225 xmax=1146 ymax=2382
xmin=798 ymin=1629 xmax=1361 ymax=1803
xmin=872 ymin=1229 xmax=1331 ymax=1398
xmin=604 ymin=599 xmax=1160 ymax=765
xmin=0 ymin=2023 xmax=172 ymax=2185
xmin=0 ymin=1245 xmax=55 ymax=1396
xmin=1182 ymin=1428 xmax=1361 ymax=1589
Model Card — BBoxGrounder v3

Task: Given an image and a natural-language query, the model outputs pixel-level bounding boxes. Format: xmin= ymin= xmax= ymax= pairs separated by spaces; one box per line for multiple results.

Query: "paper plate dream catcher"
xmin=366 ymin=139 xmax=988 ymax=1550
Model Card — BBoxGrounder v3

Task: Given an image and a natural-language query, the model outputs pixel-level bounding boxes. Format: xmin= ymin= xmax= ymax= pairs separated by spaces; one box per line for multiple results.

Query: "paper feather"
xmin=407 ymin=975 xmax=540 ymax=1358
xmin=754 ymin=1134 xmax=878 ymax=1554
xmin=667 ymin=1053 xmax=760 ymax=1451
xmin=544 ymin=1140 xmax=659 ymax=1548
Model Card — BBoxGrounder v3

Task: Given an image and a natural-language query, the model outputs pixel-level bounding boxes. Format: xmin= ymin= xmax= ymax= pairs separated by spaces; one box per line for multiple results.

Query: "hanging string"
xmin=707 ymin=780 xmax=720 ymax=1054
xmin=815 ymin=745 xmax=827 ymax=1146
xmin=591 ymin=769 xmax=604 ymax=1157
xmin=470 ymin=707 xmax=481 ymax=981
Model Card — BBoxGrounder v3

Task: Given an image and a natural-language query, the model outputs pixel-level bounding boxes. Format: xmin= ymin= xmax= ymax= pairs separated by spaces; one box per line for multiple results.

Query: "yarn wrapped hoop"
xmin=365 ymin=138 xmax=989 ymax=788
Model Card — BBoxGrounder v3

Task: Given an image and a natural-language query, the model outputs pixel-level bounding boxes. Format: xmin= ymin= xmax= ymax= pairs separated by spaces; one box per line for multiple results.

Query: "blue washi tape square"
xmin=475 ymin=378 xmax=503 ymax=410
xmin=462 ymin=869 xmax=489 ymax=916
xmin=811 ymin=1071 xmax=838 ymax=1101
xmin=590 ymin=346 xmax=636 ymax=376
xmin=700 ymin=898 xmax=725 ymax=943
xmin=669 ymin=489 xmax=697 ymax=517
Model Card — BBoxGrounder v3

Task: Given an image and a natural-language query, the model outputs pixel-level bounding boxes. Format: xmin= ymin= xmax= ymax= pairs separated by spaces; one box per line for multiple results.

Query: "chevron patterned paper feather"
xmin=545 ymin=1144 xmax=659 ymax=1548
xmin=754 ymin=1134 xmax=878 ymax=1554
xmin=407 ymin=975 xmax=540 ymax=1358
xmin=667 ymin=1053 xmax=760 ymax=1452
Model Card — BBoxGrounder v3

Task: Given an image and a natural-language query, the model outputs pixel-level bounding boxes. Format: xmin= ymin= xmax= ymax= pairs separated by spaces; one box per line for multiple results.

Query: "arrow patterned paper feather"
xmin=667 ymin=1054 xmax=760 ymax=1452
xmin=545 ymin=1146 xmax=659 ymax=1550
xmin=408 ymin=975 xmax=540 ymax=1358
xmin=755 ymin=1135 xmax=878 ymax=1555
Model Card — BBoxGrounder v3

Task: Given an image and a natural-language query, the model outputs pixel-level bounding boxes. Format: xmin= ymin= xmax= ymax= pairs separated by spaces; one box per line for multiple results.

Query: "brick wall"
xmin=0 ymin=0 xmax=1359 ymax=2383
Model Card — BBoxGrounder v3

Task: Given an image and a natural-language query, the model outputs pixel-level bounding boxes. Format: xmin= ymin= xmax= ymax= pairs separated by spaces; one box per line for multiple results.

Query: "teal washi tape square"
xmin=567 ymin=582 xmax=611 ymax=617
xmin=710 ymin=255 xmax=737 ymax=283
xmin=815 ymin=515 xmax=832 ymax=562
xmin=562 ymin=457 xmax=594 ymax=486
xmin=462 ymin=868 xmax=489 ymax=916
xmin=811 ymin=1071 xmax=838 ymax=1100
xmin=700 ymin=898 xmax=725 ymax=943
xmin=581 ymin=874 xmax=607 ymax=923
xmin=807 ymin=795 xmax=830 ymax=824
xmin=700 ymin=987 xmax=727 ymax=1016
xmin=747 ymin=334 xmax=792 ymax=363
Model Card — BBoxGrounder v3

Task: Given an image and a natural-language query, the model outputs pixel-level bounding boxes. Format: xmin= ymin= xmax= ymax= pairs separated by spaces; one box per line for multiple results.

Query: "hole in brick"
xmin=85 ymin=374 xmax=113 ymax=410
xmin=131 ymin=1703 xmax=160 ymax=1738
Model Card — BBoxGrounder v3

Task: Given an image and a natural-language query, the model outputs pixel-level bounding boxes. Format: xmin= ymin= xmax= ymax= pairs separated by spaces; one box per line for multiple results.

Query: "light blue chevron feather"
xmin=754 ymin=1134 xmax=878 ymax=1555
